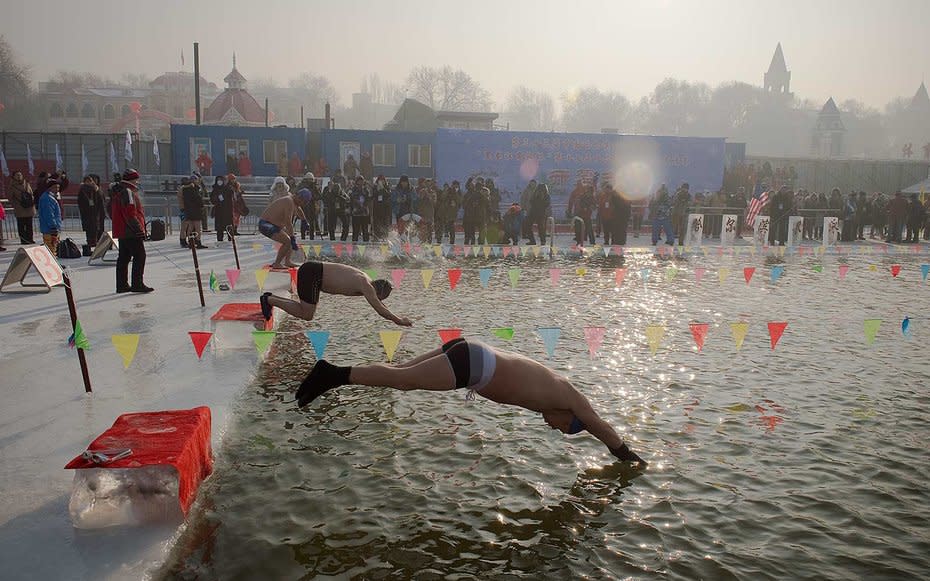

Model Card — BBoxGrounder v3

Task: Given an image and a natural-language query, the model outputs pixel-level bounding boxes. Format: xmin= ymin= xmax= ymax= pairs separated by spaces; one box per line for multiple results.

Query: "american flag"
xmin=746 ymin=189 xmax=769 ymax=227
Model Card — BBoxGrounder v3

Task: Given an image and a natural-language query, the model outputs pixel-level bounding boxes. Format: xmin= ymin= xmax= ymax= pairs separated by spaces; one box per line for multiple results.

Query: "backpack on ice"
xmin=148 ymin=219 xmax=166 ymax=241
xmin=57 ymin=238 xmax=82 ymax=259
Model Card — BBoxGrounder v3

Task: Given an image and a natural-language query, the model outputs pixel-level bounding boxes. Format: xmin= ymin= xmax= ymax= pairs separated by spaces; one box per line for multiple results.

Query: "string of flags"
xmin=246 ymin=240 xmax=930 ymax=260
xmin=69 ymin=315 xmax=919 ymax=369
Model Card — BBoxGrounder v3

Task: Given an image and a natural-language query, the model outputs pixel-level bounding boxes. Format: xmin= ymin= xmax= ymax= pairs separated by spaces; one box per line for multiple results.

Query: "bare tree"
xmin=405 ymin=66 xmax=491 ymax=111
xmin=45 ymin=71 xmax=117 ymax=91
xmin=0 ymin=35 xmax=38 ymax=130
xmin=503 ymin=86 xmax=556 ymax=130
xmin=561 ymin=87 xmax=632 ymax=133
xmin=120 ymin=73 xmax=152 ymax=89
xmin=250 ymin=76 xmax=279 ymax=94
xmin=289 ymin=72 xmax=339 ymax=109
xmin=361 ymin=73 xmax=405 ymax=105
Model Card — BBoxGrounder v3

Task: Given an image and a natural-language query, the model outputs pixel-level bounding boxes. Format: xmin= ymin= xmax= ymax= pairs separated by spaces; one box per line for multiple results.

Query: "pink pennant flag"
xmin=584 ymin=326 xmax=606 ymax=359
xmin=717 ymin=246 xmax=725 ymax=256
xmin=188 ymin=331 xmax=213 ymax=359
xmin=549 ymin=268 xmax=561 ymax=286
xmin=891 ymin=264 xmax=901 ymax=278
xmin=690 ymin=322 xmax=709 ymax=351
xmin=334 ymin=243 xmax=343 ymax=257
xmin=391 ymin=268 xmax=406 ymax=288
xmin=838 ymin=264 xmax=849 ymax=279
xmin=613 ymin=245 xmax=622 ymax=255
xmin=744 ymin=267 xmax=755 ymax=284
xmin=694 ymin=267 xmax=705 ymax=283
xmin=767 ymin=322 xmax=788 ymax=350
xmin=615 ymin=268 xmax=627 ymax=287
xmin=502 ymin=246 xmax=512 ymax=258
xmin=438 ymin=328 xmax=462 ymax=345
xmin=346 ymin=243 xmax=354 ymax=256
xmin=454 ymin=245 xmax=464 ymax=257
xmin=447 ymin=268 xmax=462 ymax=290
xmin=798 ymin=246 xmax=806 ymax=256
xmin=225 ymin=268 xmax=240 ymax=289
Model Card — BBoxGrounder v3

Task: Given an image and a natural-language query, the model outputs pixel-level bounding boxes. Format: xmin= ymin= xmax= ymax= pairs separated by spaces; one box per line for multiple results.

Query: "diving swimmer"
xmin=296 ymin=338 xmax=646 ymax=465
xmin=260 ymin=261 xmax=412 ymax=326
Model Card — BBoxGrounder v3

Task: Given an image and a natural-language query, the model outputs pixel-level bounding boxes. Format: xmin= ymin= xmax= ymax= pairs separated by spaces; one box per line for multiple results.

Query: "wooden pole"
xmin=228 ymin=225 xmax=240 ymax=270
xmin=194 ymin=42 xmax=201 ymax=125
xmin=62 ymin=272 xmax=92 ymax=393
xmin=189 ymin=237 xmax=206 ymax=307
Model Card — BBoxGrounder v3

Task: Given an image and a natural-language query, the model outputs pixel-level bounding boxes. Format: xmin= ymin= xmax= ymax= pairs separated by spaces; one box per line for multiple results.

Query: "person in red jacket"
xmin=111 ymin=169 xmax=153 ymax=293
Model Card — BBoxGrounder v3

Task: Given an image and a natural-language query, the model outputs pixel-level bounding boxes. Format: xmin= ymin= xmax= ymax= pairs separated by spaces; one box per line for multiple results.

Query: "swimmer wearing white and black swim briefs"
xmin=296 ymin=339 xmax=646 ymax=466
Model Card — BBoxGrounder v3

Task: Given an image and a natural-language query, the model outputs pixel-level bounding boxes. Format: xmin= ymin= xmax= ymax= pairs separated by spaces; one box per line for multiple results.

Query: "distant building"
xmin=811 ymin=97 xmax=845 ymax=157
xmin=147 ymin=72 xmax=217 ymax=122
xmin=383 ymin=98 xmax=498 ymax=132
xmin=202 ymin=56 xmax=266 ymax=126
xmin=764 ymin=43 xmax=792 ymax=97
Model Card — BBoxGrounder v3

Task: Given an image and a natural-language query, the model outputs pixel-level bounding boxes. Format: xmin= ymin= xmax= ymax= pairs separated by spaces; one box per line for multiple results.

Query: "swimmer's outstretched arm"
xmin=570 ymin=392 xmax=647 ymax=466
xmin=361 ymin=284 xmax=412 ymax=326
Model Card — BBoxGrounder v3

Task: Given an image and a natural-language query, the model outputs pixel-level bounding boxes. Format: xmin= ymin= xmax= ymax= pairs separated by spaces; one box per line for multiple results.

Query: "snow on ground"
xmin=0 ymin=231 xmax=287 ymax=581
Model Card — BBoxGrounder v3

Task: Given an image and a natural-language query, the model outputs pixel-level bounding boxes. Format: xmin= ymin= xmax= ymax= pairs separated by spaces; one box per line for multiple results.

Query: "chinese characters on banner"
xmin=721 ymin=214 xmax=738 ymax=246
xmin=787 ymin=216 xmax=804 ymax=248
xmin=823 ymin=217 xmax=840 ymax=247
xmin=684 ymin=214 xmax=704 ymax=247
xmin=753 ymin=216 xmax=770 ymax=247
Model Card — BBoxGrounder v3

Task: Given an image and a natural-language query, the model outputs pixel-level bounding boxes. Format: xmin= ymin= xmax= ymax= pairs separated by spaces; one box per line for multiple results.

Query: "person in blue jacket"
xmin=392 ymin=175 xmax=417 ymax=223
xmin=38 ymin=180 xmax=63 ymax=255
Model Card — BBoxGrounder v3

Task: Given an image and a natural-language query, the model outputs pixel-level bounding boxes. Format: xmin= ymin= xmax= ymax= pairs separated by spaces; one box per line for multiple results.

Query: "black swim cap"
xmin=372 ymin=279 xmax=393 ymax=300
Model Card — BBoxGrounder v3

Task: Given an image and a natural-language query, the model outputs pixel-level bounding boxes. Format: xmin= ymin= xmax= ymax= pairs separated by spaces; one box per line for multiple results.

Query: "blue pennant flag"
xmin=305 ymin=330 xmax=331 ymax=359
xmin=771 ymin=265 xmax=784 ymax=283
xmin=641 ymin=268 xmax=651 ymax=284
xmin=921 ymin=264 xmax=929 ymax=282
xmin=537 ymin=327 xmax=562 ymax=358
xmin=478 ymin=268 xmax=492 ymax=288
xmin=902 ymin=317 xmax=911 ymax=337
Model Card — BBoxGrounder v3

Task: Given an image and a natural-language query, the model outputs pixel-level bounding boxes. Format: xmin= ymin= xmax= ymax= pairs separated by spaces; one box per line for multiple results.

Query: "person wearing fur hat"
xmin=110 ymin=169 xmax=152 ymax=293
xmin=269 ymin=176 xmax=290 ymax=203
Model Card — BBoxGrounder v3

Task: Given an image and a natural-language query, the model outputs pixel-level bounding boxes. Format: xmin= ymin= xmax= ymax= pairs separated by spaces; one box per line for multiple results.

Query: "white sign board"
xmin=88 ymin=231 xmax=119 ymax=265
xmin=0 ymin=246 xmax=64 ymax=293
xmin=721 ymin=214 xmax=738 ymax=246
xmin=683 ymin=214 xmax=704 ymax=247
xmin=753 ymin=215 xmax=770 ymax=247
xmin=787 ymin=216 xmax=804 ymax=248
xmin=823 ymin=217 xmax=840 ymax=247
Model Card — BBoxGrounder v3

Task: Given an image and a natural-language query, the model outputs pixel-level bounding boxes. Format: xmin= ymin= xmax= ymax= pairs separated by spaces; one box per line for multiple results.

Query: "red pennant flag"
xmin=502 ymin=246 xmax=511 ymax=257
xmin=744 ymin=267 xmax=756 ymax=284
xmin=188 ymin=331 xmax=213 ymax=359
xmin=334 ymin=243 xmax=343 ymax=257
xmin=690 ymin=322 xmax=709 ymax=351
xmin=615 ymin=268 xmax=627 ymax=287
xmin=767 ymin=322 xmax=788 ymax=350
xmin=891 ymin=264 xmax=901 ymax=277
xmin=289 ymin=267 xmax=298 ymax=292
xmin=438 ymin=328 xmax=462 ymax=344
xmin=346 ymin=243 xmax=354 ymax=256
xmin=454 ymin=245 xmax=464 ymax=256
xmin=798 ymin=246 xmax=806 ymax=256
xmin=447 ymin=268 xmax=462 ymax=290
xmin=613 ymin=245 xmax=622 ymax=255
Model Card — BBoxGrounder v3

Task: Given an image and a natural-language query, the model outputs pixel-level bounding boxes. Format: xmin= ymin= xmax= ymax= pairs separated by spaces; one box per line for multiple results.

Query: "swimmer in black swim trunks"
xmin=296 ymin=338 xmax=647 ymax=466
xmin=260 ymin=261 xmax=412 ymax=326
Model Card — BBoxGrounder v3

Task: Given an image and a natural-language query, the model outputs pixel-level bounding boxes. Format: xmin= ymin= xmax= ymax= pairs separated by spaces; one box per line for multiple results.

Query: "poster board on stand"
xmin=88 ymin=231 xmax=119 ymax=265
xmin=0 ymin=246 xmax=65 ymax=293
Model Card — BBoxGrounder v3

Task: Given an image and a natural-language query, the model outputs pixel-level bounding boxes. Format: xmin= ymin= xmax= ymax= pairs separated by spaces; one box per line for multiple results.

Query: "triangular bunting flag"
xmin=289 ymin=268 xmax=298 ymax=292
xmin=448 ymin=268 xmax=462 ymax=290
xmin=363 ymin=268 xmax=379 ymax=281
xmin=209 ymin=270 xmax=218 ymax=293
xmin=694 ymin=267 xmax=705 ymax=284
xmin=251 ymin=243 xmax=262 ymax=251
xmin=479 ymin=268 xmax=492 ymax=288
xmin=520 ymin=246 xmax=529 ymax=257
xmin=838 ymin=264 xmax=849 ymax=280
xmin=492 ymin=327 xmax=515 ymax=341
xmin=537 ymin=327 xmax=561 ymax=358
xmin=767 ymin=322 xmax=787 ymax=350
xmin=358 ymin=245 xmax=367 ymax=257
xmin=255 ymin=269 xmax=269 ymax=291
xmin=438 ymin=328 xmax=462 ymax=344
xmin=252 ymin=330 xmax=276 ymax=356
xmin=226 ymin=269 xmax=240 ymax=289
xmin=472 ymin=245 xmax=480 ymax=257
xmin=718 ymin=268 xmax=730 ymax=283
xmin=576 ymin=267 xmax=587 ymax=277
xmin=312 ymin=244 xmax=322 ymax=257
xmin=863 ymin=319 xmax=881 ymax=345
xmin=584 ymin=326 xmax=606 ymax=359
xmin=920 ymin=264 xmax=929 ymax=281
xmin=549 ymin=268 xmax=561 ymax=287
xmin=641 ymin=268 xmax=650 ymax=285
xmin=812 ymin=264 xmax=823 ymax=273
xmin=690 ymin=322 xmax=709 ymax=351
xmin=492 ymin=246 xmax=502 ymax=257
xmin=334 ymin=243 xmax=344 ymax=258
xmin=391 ymin=269 xmax=405 ymax=288
xmin=890 ymin=264 xmax=901 ymax=278
xmin=615 ymin=268 xmax=627 ymax=287
xmin=112 ymin=334 xmax=140 ymax=368
xmin=531 ymin=245 xmax=541 ymax=257
xmin=433 ymin=244 xmax=443 ymax=257
xmin=666 ymin=267 xmax=679 ymax=281
xmin=603 ymin=246 xmax=611 ymax=257
xmin=379 ymin=244 xmax=388 ymax=257
xmin=70 ymin=320 xmax=91 ymax=350
xmin=645 ymin=325 xmax=665 ymax=356
xmin=421 ymin=269 xmax=434 ymax=289
xmin=744 ymin=267 xmax=755 ymax=284
xmin=502 ymin=246 xmax=512 ymax=258
xmin=304 ymin=330 xmax=330 ymax=359
xmin=730 ymin=322 xmax=749 ymax=351
xmin=379 ymin=330 xmax=403 ymax=362
xmin=188 ymin=331 xmax=212 ymax=359
xmin=770 ymin=266 xmax=784 ymax=283
xmin=868 ymin=264 xmax=877 ymax=272
xmin=508 ymin=268 xmax=520 ymax=288
xmin=346 ymin=243 xmax=355 ymax=256
xmin=901 ymin=317 xmax=911 ymax=337
xmin=483 ymin=246 xmax=492 ymax=258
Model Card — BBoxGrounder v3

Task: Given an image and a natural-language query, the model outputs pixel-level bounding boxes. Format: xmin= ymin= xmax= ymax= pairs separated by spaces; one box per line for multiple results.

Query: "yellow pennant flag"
xmin=576 ymin=267 xmax=587 ymax=277
xmin=251 ymin=243 xmax=262 ymax=251
xmin=868 ymin=264 xmax=877 ymax=272
xmin=748 ymin=246 xmax=756 ymax=257
xmin=111 ymin=334 xmax=140 ymax=369
xmin=531 ymin=245 xmax=541 ymax=257
xmin=718 ymin=268 xmax=730 ymax=283
xmin=817 ymin=246 xmax=826 ymax=256
xmin=433 ymin=244 xmax=443 ymax=257
xmin=778 ymin=246 xmax=786 ymax=257
xmin=379 ymin=330 xmax=403 ymax=362
xmin=701 ymin=246 xmax=709 ymax=257
xmin=730 ymin=322 xmax=749 ymax=351
xmin=645 ymin=325 xmax=665 ymax=356
xmin=380 ymin=244 xmax=389 ymax=257
xmin=483 ymin=245 xmax=492 ymax=258
xmin=255 ymin=268 xmax=269 ymax=291
xmin=421 ymin=269 xmax=434 ymax=289
xmin=357 ymin=244 xmax=367 ymax=257
xmin=733 ymin=246 xmax=742 ymax=257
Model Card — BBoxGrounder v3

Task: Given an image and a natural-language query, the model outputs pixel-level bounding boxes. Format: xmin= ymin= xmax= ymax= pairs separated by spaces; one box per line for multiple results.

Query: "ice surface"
xmin=69 ymin=466 xmax=182 ymax=529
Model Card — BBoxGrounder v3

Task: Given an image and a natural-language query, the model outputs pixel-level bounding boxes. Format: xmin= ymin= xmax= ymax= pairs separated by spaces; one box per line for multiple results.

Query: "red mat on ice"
xmin=210 ymin=302 xmax=265 ymax=322
xmin=65 ymin=406 xmax=213 ymax=514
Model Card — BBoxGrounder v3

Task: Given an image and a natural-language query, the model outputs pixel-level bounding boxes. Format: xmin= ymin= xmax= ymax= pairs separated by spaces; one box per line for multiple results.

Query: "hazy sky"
xmin=4 ymin=0 xmax=928 ymax=111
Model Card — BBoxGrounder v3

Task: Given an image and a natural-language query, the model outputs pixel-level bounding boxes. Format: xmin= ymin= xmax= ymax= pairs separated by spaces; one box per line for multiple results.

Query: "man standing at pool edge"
xmin=260 ymin=261 xmax=412 ymax=326
xmin=296 ymin=338 xmax=646 ymax=465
